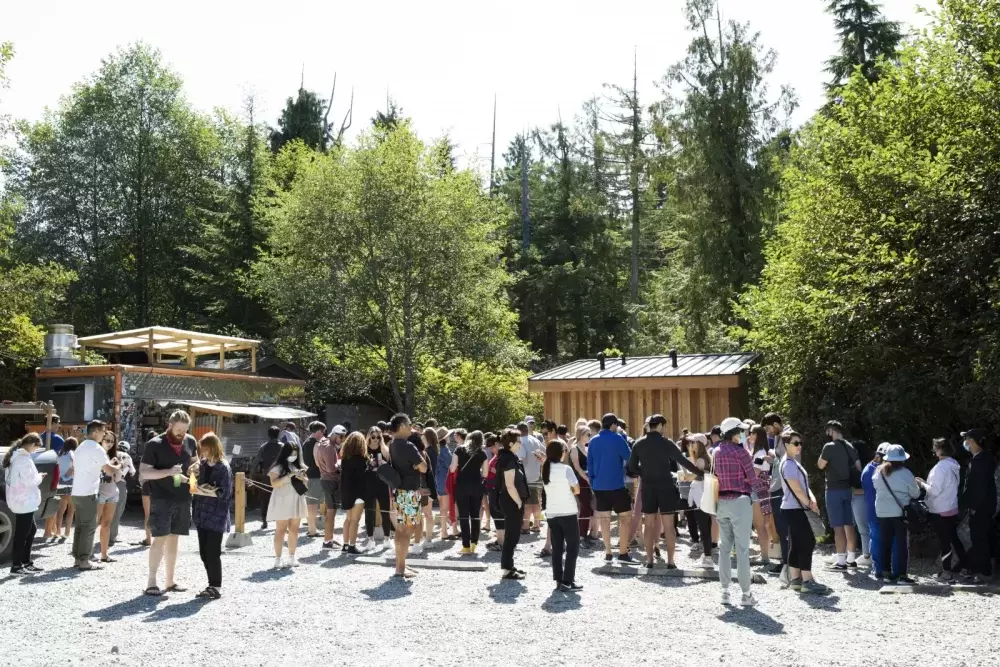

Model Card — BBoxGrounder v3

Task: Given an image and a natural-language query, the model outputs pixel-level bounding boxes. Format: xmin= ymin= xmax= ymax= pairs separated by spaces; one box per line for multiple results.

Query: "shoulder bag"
xmin=879 ymin=473 xmax=927 ymax=525
xmin=839 ymin=440 xmax=863 ymax=490
xmin=289 ymin=467 xmax=308 ymax=496
xmin=779 ymin=459 xmax=827 ymax=538
xmin=377 ymin=449 xmax=402 ymax=489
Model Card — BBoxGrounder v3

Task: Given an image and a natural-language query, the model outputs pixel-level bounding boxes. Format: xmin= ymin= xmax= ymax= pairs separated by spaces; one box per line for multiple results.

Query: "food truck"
xmin=32 ymin=325 xmax=313 ymax=459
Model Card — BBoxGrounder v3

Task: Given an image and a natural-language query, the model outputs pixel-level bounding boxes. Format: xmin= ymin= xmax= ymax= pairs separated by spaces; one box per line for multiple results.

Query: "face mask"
xmin=739 ymin=432 xmax=747 ymax=445
xmin=287 ymin=453 xmax=298 ymax=463
xmin=963 ymin=442 xmax=970 ymax=452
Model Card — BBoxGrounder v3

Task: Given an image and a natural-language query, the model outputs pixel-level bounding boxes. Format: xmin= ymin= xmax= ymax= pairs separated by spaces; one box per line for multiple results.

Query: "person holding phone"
xmin=267 ymin=440 xmax=309 ymax=569
xmin=191 ymin=432 xmax=233 ymax=599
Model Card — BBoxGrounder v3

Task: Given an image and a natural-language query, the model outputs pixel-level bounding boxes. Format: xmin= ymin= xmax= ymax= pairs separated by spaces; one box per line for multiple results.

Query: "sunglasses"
xmin=790 ymin=440 xmax=802 ymax=446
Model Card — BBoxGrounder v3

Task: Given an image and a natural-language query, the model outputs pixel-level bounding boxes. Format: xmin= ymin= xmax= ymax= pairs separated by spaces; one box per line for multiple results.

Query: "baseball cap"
xmin=524 ymin=416 xmax=535 ymax=424
xmin=876 ymin=442 xmax=891 ymax=456
xmin=689 ymin=433 xmax=708 ymax=445
xmin=961 ymin=428 xmax=987 ymax=443
xmin=117 ymin=441 xmax=131 ymax=452
xmin=331 ymin=425 xmax=348 ymax=436
xmin=885 ymin=444 xmax=909 ymax=462
xmin=719 ymin=417 xmax=744 ymax=434
xmin=601 ymin=413 xmax=620 ymax=430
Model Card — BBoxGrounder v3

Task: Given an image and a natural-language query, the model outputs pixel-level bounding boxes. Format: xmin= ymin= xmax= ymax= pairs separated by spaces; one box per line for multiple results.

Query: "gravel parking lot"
xmin=2 ymin=508 xmax=997 ymax=667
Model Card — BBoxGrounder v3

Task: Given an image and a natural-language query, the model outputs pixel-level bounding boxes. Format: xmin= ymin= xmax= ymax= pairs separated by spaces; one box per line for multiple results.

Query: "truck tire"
xmin=0 ymin=504 xmax=14 ymax=563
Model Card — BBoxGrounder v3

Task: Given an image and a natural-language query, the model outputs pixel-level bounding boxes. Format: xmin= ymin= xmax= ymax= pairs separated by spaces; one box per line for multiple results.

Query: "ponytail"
xmin=542 ymin=440 xmax=565 ymax=485
xmin=1 ymin=440 xmax=22 ymax=469
xmin=2 ymin=432 xmax=43 ymax=469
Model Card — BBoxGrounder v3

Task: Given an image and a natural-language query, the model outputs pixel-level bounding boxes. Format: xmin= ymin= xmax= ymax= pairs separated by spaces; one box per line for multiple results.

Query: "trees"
xmin=254 ymin=122 xmax=528 ymax=414
xmin=270 ymin=74 xmax=354 ymax=153
xmin=825 ymin=0 xmax=902 ymax=90
xmin=641 ymin=0 xmax=794 ymax=352
xmin=741 ymin=0 xmax=1000 ymax=461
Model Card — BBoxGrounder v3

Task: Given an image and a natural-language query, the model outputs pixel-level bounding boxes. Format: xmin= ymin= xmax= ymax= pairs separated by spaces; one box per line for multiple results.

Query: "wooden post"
xmin=186 ymin=338 xmax=194 ymax=368
xmin=147 ymin=330 xmax=155 ymax=366
xmin=218 ymin=347 xmax=225 ymax=369
xmin=44 ymin=405 xmax=53 ymax=450
xmin=234 ymin=472 xmax=246 ymax=533
xmin=250 ymin=345 xmax=257 ymax=373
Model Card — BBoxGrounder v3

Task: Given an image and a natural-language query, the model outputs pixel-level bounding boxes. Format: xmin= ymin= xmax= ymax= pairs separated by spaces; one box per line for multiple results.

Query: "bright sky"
xmin=4 ymin=0 xmax=930 ymax=173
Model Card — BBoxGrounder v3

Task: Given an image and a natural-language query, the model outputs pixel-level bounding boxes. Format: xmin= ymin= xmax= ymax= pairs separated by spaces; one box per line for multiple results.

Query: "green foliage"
xmin=740 ymin=0 xmax=1000 ymax=467
xmin=254 ymin=122 xmax=529 ymax=414
xmin=415 ymin=359 xmax=542 ymax=432
xmin=825 ymin=0 xmax=903 ymax=90
xmin=270 ymin=87 xmax=328 ymax=153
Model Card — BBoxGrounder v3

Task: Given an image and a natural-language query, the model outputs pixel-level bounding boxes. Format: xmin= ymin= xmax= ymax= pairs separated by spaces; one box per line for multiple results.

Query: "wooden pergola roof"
xmin=76 ymin=326 xmax=260 ymax=371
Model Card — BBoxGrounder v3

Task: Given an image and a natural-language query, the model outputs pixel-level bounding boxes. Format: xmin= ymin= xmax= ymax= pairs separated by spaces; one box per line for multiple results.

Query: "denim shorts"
xmin=825 ymin=487 xmax=854 ymax=528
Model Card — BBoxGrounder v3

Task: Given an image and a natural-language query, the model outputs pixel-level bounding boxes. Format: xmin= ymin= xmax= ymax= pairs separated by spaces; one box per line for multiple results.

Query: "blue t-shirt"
xmin=586 ymin=429 xmax=631 ymax=491
xmin=44 ymin=432 xmax=65 ymax=454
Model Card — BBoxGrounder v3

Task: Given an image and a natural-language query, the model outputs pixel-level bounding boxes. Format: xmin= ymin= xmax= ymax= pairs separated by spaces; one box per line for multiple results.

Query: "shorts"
xmin=641 ymin=483 xmax=680 ymax=515
xmin=526 ymin=484 xmax=542 ymax=506
xmin=141 ymin=481 xmax=151 ymax=497
xmin=149 ymin=497 xmax=191 ymax=537
xmin=825 ymin=487 xmax=854 ymax=528
xmin=595 ymin=487 xmax=632 ymax=514
xmin=306 ymin=478 xmax=324 ymax=505
xmin=394 ymin=490 xmax=422 ymax=527
xmin=320 ymin=480 xmax=340 ymax=509
xmin=97 ymin=488 xmax=119 ymax=505
xmin=420 ymin=494 xmax=430 ymax=508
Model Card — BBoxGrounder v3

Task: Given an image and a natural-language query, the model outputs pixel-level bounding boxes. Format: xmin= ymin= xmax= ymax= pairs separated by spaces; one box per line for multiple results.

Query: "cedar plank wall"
xmin=538 ymin=382 xmax=738 ymax=438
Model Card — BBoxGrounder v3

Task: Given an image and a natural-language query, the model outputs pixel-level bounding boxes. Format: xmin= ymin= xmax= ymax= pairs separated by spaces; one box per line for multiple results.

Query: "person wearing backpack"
xmin=817 ymin=420 xmax=862 ymax=570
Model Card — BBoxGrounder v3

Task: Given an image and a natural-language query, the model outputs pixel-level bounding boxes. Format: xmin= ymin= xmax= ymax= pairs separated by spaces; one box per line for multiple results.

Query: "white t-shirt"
xmin=71 ymin=439 xmax=110 ymax=497
xmin=542 ymin=463 xmax=579 ymax=518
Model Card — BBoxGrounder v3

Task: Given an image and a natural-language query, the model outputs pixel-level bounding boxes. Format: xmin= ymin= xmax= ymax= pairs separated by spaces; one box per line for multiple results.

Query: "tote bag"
xmin=700 ymin=473 xmax=719 ymax=515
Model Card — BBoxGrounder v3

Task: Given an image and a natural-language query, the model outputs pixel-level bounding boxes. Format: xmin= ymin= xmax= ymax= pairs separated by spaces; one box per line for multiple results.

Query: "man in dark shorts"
xmin=253 ymin=426 xmax=283 ymax=529
xmin=140 ymin=410 xmax=197 ymax=596
xmin=315 ymin=424 xmax=343 ymax=549
xmin=586 ymin=413 xmax=636 ymax=563
xmin=628 ymin=414 xmax=703 ymax=568
xmin=389 ymin=413 xmax=427 ymax=579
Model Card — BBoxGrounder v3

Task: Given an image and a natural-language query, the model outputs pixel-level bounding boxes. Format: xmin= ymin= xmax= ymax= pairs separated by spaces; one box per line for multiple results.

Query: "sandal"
xmin=100 ymin=557 xmax=117 ymax=563
xmin=164 ymin=584 xmax=187 ymax=593
xmin=502 ymin=570 xmax=526 ymax=580
xmin=144 ymin=586 xmax=163 ymax=596
xmin=196 ymin=586 xmax=221 ymax=600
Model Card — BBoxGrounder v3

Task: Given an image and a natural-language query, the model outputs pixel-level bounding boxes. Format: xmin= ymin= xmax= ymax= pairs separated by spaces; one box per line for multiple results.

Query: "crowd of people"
xmin=3 ymin=408 xmax=998 ymax=607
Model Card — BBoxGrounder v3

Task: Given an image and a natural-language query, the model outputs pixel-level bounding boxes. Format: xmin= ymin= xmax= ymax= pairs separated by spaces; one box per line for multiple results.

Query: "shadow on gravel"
xmin=243 ymin=568 xmax=294 ymax=583
xmin=487 ymin=581 xmax=526 ymax=604
xmin=717 ymin=608 xmax=785 ymax=635
xmin=320 ymin=555 xmax=358 ymax=570
xmin=360 ymin=578 xmax=413 ymax=600
xmin=800 ymin=595 xmax=841 ymax=612
xmin=84 ymin=595 xmax=166 ymax=622
xmin=142 ymin=598 xmax=209 ymax=622
xmin=541 ymin=589 xmax=582 ymax=613
xmin=296 ymin=552 xmax=331 ymax=564
xmin=19 ymin=567 xmax=82 ymax=585
xmin=110 ymin=545 xmax=149 ymax=557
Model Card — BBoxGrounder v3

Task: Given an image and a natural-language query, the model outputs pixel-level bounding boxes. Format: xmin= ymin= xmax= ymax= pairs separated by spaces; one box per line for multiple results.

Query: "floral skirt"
xmin=394 ymin=490 xmax=422 ymax=527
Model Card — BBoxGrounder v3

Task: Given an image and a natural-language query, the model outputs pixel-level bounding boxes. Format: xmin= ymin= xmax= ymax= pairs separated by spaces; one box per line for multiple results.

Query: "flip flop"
xmin=195 ymin=587 xmax=221 ymax=600
xmin=164 ymin=584 xmax=187 ymax=593
xmin=100 ymin=557 xmax=117 ymax=563
xmin=144 ymin=586 xmax=163 ymax=596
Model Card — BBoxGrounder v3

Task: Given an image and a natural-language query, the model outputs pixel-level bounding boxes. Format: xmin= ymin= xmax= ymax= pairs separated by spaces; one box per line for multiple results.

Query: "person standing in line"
xmin=762 ymin=413 xmax=789 ymax=576
xmin=434 ymin=427 xmax=453 ymax=542
xmin=253 ymin=426 xmax=283 ymax=530
xmin=817 ymin=420 xmax=862 ymax=570
xmin=54 ymin=437 xmax=77 ymax=543
xmin=72 ymin=420 xmax=120 ymax=571
xmin=40 ymin=415 xmax=66 ymax=540
xmin=543 ymin=439 xmax=583 ymax=592
xmin=278 ymin=421 xmax=300 ymax=447
xmin=480 ymin=432 xmax=497 ymax=535
xmin=314 ymin=423 xmax=340 ymax=550
xmin=389 ymin=413 xmax=426 ymax=579
xmin=873 ymin=444 xmax=920 ymax=584
xmin=3 ymin=433 xmax=47 ymax=575
xmin=485 ymin=434 xmax=505 ymax=552
xmin=497 ymin=429 xmax=528 ymax=580
xmin=266 ymin=439 xmax=308 ymax=568
xmin=848 ymin=440 xmax=873 ymax=566
xmin=747 ymin=425 xmax=775 ymax=566
xmin=191 ymin=433 xmax=233 ymax=600
xmin=587 ymin=413 xmax=636 ymax=563
xmin=96 ymin=430 xmax=124 ymax=563
xmin=141 ymin=411 xmax=197 ymax=594
xmin=569 ymin=425 xmax=596 ymax=548
xmin=916 ymin=438 xmax=966 ymax=581
xmin=863 ymin=443 xmax=904 ymax=579
xmin=627 ymin=414 xmax=703 ymax=569
xmin=451 ymin=430 xmax=489 ymax=554
xmin=413 ymin=432 xmax=435 ymax=551
xmin=685 ymin=434 xmax=715 ymax=567
xmin=362 ymin=427 xmax=392 ymax=551
xmin=961 ymin=429 xmax=997 ymax=583
xmin=301 ymin=421 xmax=330 ymax=539
xmin=109 ymin=440 xmax=135 ymax=547
xmin=517 ymin=420 xmax=545 ymax=534
xmin=133 ymin=429 xmax=157 ymax=548
xmin=338 ymin=432 xmax=369 ymax=554
xmin=778 ymin=432 xmax=832 ymax=595
xmin=714 ymin=417 xmax=758 ymax=606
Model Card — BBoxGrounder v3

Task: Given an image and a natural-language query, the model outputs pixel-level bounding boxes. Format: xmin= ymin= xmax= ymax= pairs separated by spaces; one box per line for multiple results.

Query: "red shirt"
xmin=714 ymin=442 xmax=755 ymax=497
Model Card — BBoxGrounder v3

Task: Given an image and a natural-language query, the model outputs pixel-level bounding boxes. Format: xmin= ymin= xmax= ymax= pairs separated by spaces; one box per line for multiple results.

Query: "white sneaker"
xmin=410 ymin=543 xmax=424 ymax=556
xmin=424 ymin=538 xmax=433 ymax=546
xmin=386 ymin=546 xmax=395 ymax=558
xmin=720 ymin=588 xmax=731 ymax=605
xmin=857 ymin=555 xmax=872 ymax=567
xmin=273 ymin=557 xmax=282 ymax=570
xmin=741 ymin=592 xmax=758 ymax=607
xmin=289 ymin=555 xmax=299 ymax=568
xmin=701 ymin=556 xmax=715 ymax=568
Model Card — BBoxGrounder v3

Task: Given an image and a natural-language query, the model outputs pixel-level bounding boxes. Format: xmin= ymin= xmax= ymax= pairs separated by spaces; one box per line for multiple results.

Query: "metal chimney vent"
xmin=43 ymin=324 xmax=79 ymax=368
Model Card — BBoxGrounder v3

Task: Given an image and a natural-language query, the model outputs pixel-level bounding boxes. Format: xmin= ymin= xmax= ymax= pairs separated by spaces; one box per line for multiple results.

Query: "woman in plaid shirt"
xmin=714 ymin=417 xmax=758 ymax=607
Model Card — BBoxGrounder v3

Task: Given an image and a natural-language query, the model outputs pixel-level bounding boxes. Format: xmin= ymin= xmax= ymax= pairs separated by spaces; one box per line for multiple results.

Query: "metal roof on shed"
xmin=529 ymin=353 xmax=758 ymax=382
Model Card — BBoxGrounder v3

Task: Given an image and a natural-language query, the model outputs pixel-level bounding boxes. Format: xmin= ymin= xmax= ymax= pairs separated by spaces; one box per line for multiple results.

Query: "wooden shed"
xmin=527 ymin=352 xmax=757 ymax=435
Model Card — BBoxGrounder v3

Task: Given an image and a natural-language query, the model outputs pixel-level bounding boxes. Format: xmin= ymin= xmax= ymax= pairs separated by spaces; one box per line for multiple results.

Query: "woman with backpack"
xmin=873 ymin=444 xmax=920 ymax=584
xmin=3 ymin=433 xmax=46 ymax=575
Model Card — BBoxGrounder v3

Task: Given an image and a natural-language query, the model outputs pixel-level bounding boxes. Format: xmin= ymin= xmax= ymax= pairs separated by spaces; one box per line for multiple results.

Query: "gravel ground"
xmin=2 ymin=507 xmax=996 ymax=667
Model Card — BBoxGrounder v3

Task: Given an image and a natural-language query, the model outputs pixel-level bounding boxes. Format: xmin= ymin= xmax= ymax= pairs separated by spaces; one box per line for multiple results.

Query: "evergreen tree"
xmin=270 ymin=86 xmax=328 ymax=152
xmin=825 ymin=0 xmax=902 ymax=89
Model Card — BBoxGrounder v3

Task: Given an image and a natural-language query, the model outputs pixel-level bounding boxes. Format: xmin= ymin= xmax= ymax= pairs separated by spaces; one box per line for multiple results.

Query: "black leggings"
xmin=488 ymin=488 xmax=505 ymax=531
xmin=501 ymin=500 xmax=524 ymax=571
xmin=692 ymin=508 xmax=713 ymax=555
xmin=929 ymin=513 xmax=967 ymax=572
xmin=784 ymin=508 xmax=816 ymax=572
xmin=12 ymin=512 xmax=36 ymax=568
xmin=548 ymin=514 xmax=580 ymax=584
xmin=879 ymin=516 xmax=909 ymax=578
xmin=197 ymin=528 xmax=223 ymax=587
xmin=455 ymin=487 xmax=484 ymax=548
xmin=364 ymin=473 xmax=392 ymax=539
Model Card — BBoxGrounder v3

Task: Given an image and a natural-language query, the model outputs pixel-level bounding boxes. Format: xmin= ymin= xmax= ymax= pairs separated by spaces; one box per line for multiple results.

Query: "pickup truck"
xmin=0 ymin=447 xmax=68 ymax=562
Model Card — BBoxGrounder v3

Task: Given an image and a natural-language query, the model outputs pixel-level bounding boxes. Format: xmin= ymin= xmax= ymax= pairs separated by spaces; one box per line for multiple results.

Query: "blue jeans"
xmin=870 ymin=517 xmax=906 ymax=574
xmin=851 ymin=493 xmax=870 ymax=557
